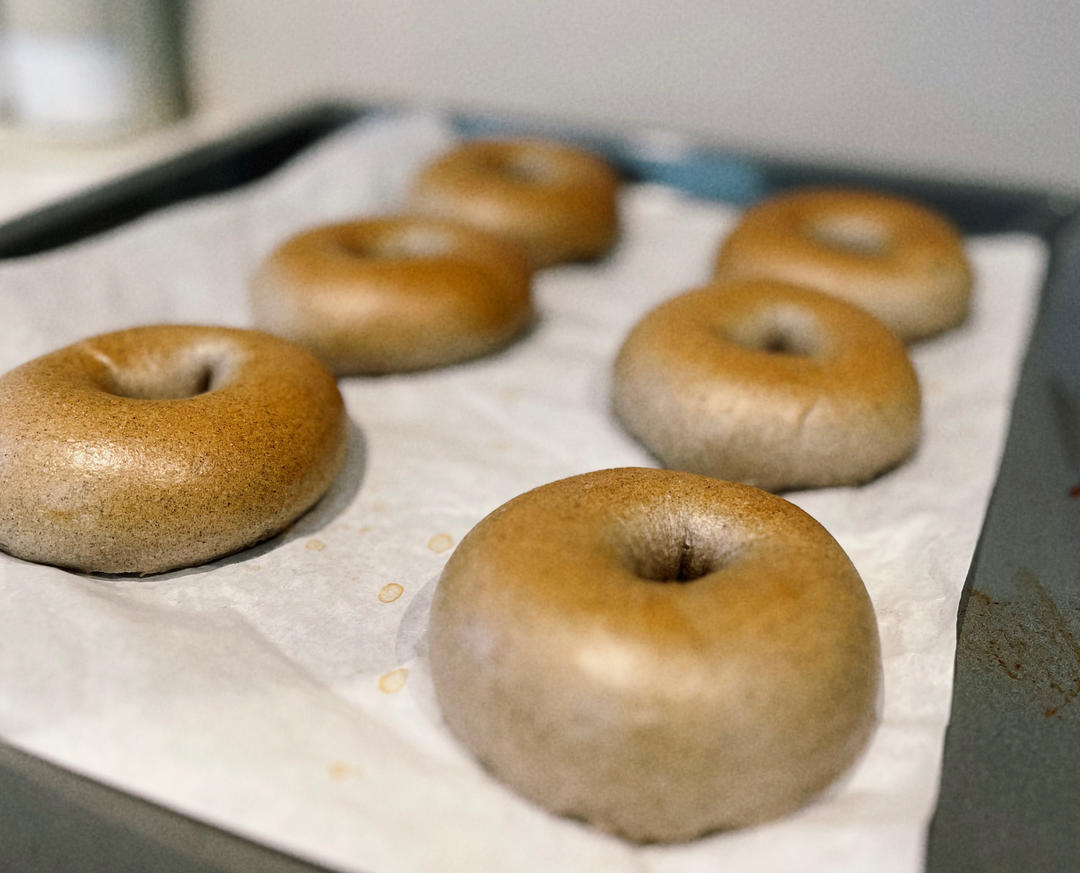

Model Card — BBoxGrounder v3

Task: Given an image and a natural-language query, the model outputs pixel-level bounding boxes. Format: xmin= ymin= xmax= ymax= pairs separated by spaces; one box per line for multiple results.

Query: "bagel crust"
xmin=429 ymin=467 xmax=882 ymax=842
xmin=0 ymin=325 xmax=347 ymax=574
xmin=408 ymin=138 xmax=619 ymax=268
xmin=252 ymin=216 xmax=534 ymax=375
xmin=613 ymin=280 xmax=921 ymax=491
xmin=713 ymin=188 xmax=973 ymax=341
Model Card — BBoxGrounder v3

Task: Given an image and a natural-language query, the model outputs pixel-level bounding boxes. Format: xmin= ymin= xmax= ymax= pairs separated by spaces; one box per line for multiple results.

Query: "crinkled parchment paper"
xmin=0 ymin=112 xmax=1047 ymax=872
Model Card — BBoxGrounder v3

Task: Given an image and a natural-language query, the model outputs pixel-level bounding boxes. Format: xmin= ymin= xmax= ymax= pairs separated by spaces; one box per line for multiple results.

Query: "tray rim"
xmin=1 ymin=99 xmax=1076 ymax=260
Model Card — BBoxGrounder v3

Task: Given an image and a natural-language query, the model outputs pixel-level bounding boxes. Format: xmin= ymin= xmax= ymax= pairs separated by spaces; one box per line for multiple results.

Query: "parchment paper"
xmin=0 ymin=112 xmax=1048 ymax=872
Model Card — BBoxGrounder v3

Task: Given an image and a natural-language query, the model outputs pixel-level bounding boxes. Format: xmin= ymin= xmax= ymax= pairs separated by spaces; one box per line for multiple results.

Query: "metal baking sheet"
xmin=0 ymin=102 xmax=1077 ymax=873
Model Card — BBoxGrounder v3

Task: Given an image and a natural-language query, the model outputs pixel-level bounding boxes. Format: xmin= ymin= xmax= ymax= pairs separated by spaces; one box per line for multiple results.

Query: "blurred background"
xmin=1 ymin=0 xmax=1077 ymax=221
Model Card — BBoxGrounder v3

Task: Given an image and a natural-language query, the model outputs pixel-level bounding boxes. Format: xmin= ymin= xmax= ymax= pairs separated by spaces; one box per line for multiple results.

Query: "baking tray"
xmin=0 ymin=101 xmax=1077 ymax=873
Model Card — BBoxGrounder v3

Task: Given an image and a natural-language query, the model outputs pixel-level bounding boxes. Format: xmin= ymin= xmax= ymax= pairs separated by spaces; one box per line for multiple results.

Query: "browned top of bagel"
xmin=430 ymin=467 xmax=881 ymax=840
xmin=612 ymin=280 xmax=921 ymax=490
xmin=0 ymin=325 xmax=347 ymax=574
xmin=713 ymin=187 xmax=972 ymax=340
xmin=409 ymin=138 xmax=620 ymax=267
xmin=251 ymin=216 xmax=534 ymax=373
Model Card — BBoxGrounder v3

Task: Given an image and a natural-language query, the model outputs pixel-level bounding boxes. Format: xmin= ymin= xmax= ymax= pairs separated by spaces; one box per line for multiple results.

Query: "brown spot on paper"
xmin=306 ymin=539 xmax=326 ymax=552
xmin=379 ymin=667 xmax=408 ymax=694
xmin=960 ymin=573 xmax=1080 ymax=719
xmin=328 ymin=761 xmax=358 ymax=780
xmin=427 ymin=533 xmax=454 ymax=553
xmin=378 ymin=583 xmax=404 ymax=603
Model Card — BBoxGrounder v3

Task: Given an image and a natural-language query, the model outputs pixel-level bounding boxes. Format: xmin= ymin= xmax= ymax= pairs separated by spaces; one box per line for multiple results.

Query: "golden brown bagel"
xmin=0 ymin=325 xmax=347 ymax=574
xmin=612 ymin=280 xmax=921 ymax=491
xmin=713 ymin=188 xmax=973 ymax=340
xmin=408 ymin=138 xmax=619 ymax=267
xmin=251 ymin=216 xmax=534 ymax=374
xmin=428 ymin=467 xmax=882 ymax=842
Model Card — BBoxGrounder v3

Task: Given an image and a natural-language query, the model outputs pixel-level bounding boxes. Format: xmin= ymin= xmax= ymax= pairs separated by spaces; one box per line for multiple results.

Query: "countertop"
xmin=0 ymin=112 xmax=236 ymax=225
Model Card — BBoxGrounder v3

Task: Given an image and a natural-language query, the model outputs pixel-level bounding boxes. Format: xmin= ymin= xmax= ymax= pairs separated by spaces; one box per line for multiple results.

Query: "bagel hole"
xmin=806 ymin=216 xmax=889 ymax=256
xmin=721 ymin=306 xmax=823 ymax=358
xmin=619 ymin=528 xmax=731 ymax=584
xmin=339 ymin=227 xmax=454 ymax=261
xmin=758 ymin=328 xmax=812 ymax=356
xmin=105 ymin=354 xmax=228 ymax=400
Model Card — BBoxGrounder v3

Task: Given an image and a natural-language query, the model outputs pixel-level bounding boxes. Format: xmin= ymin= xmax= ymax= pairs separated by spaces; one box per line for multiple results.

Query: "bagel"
xmin=713 ymin=188 xmax=973 ymax=340
xmin=612 ymin=280 xmax=921 ymax=490
xmin=408 ymin=138 xmax=619 ymax=267
xmin=252 ymin=216 xmax=534 ymax=374
xmin=0 ymin=325 xmax=347 ymax=574
xmin=428 ymin=467 xmax=881 ymax=841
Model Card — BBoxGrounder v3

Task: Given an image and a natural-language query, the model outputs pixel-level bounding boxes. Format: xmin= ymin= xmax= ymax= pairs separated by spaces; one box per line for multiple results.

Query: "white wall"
xmin=189 ymin=0 xmax=1080 ymax=192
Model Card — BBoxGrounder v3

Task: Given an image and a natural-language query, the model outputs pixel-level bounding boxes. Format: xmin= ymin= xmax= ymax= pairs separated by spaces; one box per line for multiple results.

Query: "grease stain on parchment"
xmin=378 ymin=583 xmax=404 ymax=603
xmin=328 ymin=761 xmax=361 ymax=781
xmin=379 ymin=667 xmax=409 ymax=694
xmin=427 ymin=533 xmax=454 ymax=553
